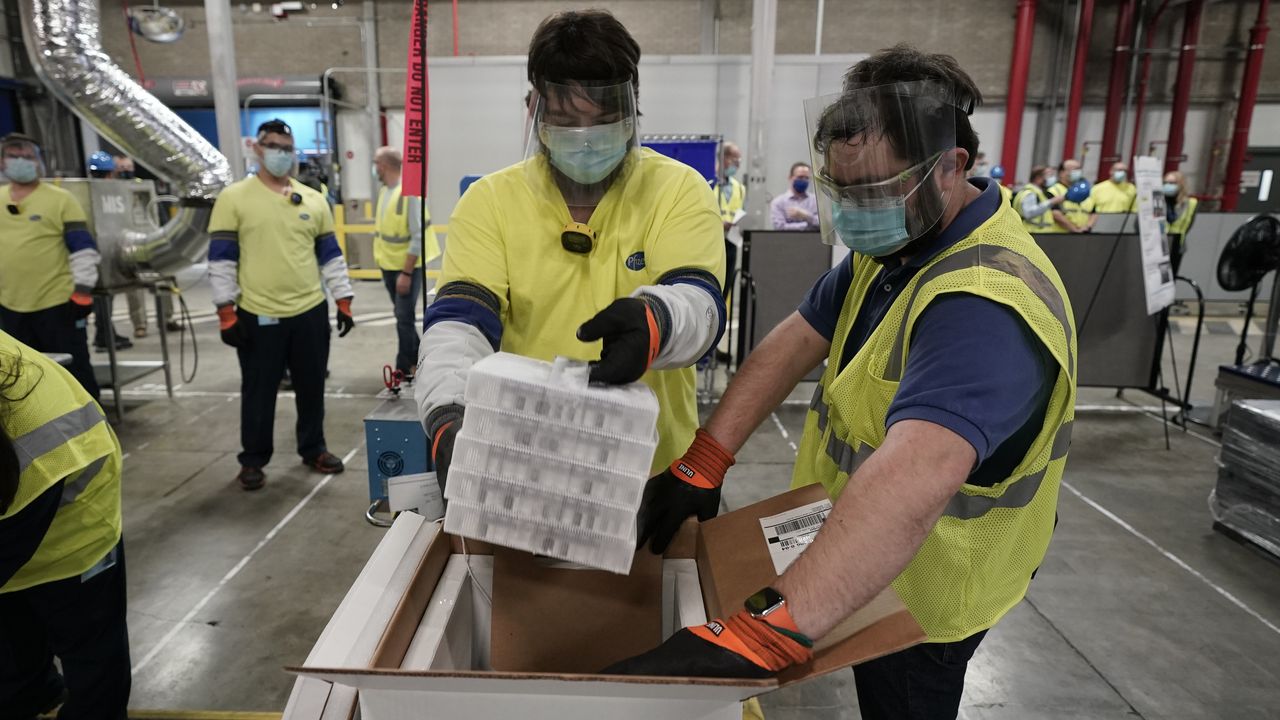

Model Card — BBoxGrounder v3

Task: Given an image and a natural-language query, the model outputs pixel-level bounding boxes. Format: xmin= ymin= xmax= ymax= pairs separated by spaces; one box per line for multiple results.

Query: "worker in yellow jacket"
xmin=1090 ymin=161 xmax=1137 ymax=213
xmin=610 ymin=47 xmax=1076 ymax=720
xmin=373 ymin=146 xmax=442 ymax=381
xmin=1014 ymin=165 xmax=1069 ymax=233
xmin=415 ymin=10 xmax=725 ymax=496
xmin=0 ymin=331 xmax=128 ymax=718
xmin=1047 ymin=158 xmax=1097 ymax=232
xmin=1163 ymin=170 xmax=1198 ymax=272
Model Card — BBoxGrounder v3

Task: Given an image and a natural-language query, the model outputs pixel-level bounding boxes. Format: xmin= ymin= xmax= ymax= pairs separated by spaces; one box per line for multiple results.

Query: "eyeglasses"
xmin=814 ymin=153 xmax=942 ymax=204
xmin=260 ymin=141 xmax=295 ymax=153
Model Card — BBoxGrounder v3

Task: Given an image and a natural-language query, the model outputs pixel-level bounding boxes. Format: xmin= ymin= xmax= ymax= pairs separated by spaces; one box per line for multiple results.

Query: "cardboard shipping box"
xmin=288 ymin=484 xmax=925 ymax=720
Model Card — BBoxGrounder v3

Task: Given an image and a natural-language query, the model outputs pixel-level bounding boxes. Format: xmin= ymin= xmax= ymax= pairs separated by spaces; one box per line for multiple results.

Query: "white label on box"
xmin=759 ymin=499 xmax=833 ymax=575
xmin=388 ymin=472 xmax=445 ymax=520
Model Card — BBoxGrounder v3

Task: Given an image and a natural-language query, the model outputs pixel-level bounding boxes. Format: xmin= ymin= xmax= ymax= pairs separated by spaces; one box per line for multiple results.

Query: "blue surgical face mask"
xmin=3 ymin=157 xmax=38 ymax=184
xmin=262 ymin=148 xmax=294 ymax=178
xmin=831 ymin=200 xmax=911 ymax=257
xmin=1112 ymin=170 xmax=1128 ymax=184
xmin=1162 ymin=182 xmax=1179 ymax=197
xmin=725 ymin=165 xmax=739 ymax=179
xmin=1068 ymin=169 xmax=1083 ymax=182
xmin=1044 ymin=173 xmax=1059 ymax=188
xmin=792 ymin=177 xmax=810 ymax=194
xmin=540 ymin=120 xmax=632 ymax=185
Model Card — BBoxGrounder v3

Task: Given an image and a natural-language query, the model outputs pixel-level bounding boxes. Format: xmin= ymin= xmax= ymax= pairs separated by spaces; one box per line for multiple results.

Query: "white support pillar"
xmin=744 ymin=0 xmax=777 ymax=226
xmin=362 ymin=1 xmax=382 ymax=168
xmin=204 ymin=0 xmax=242 ymax=175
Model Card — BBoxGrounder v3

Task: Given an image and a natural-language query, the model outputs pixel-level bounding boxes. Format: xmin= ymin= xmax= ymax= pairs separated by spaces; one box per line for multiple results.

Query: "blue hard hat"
xmin=1066 ymin=180 xmax=1092 ymax=203
xmin=989 ymin=164 xmax=1005 ymax=179
xmin=88 ymin=151 xmax=115 ymax=173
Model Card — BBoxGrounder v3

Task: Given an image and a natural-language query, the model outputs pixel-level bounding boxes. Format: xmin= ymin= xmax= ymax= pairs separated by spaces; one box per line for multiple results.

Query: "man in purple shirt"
xmin=770 ymin=161 xmax=820 ymax=230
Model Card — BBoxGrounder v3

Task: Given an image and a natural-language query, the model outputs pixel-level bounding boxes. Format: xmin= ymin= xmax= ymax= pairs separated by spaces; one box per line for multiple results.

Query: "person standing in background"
xmin=0 ymin=134 xmax=102 ymax=399
xmin=208 ymin=119 xmax=356 ymax=491
xmin=1090 ymin=161 xmax=1137 ymax=213
xmin=1014 ymin=165 xmax=1069 ymax=233
xmin=372 ymin=146 xmax=441 ymax=382
xmin=1164 ymin=170 xmax=1198 ymax=272
xmin=770 ymin=161 xmax=819 ymax=231
xmin=1047 ymin=158 xmax=1096 ymax=233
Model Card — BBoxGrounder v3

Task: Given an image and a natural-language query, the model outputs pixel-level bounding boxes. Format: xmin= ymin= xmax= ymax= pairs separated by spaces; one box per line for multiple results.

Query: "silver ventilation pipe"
xmin=18 ymin=0 xmax=233 ymax=288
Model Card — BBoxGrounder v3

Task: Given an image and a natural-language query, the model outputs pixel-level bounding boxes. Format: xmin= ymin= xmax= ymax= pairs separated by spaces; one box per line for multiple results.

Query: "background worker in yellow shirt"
xmin=415 ymin=9 xmax=726 ymax=494
xmin=0 ymin=133 xmax=101 ymax=399
xmin=1090 ymin=161 xmax=1137 ymax=213
xmin=0 ymin=331 xmax=129 ymax=719
xmin=372 ymin=146 xmax=441 ymax=381
xmin=208 ymin=119 xmax=356 ymax=491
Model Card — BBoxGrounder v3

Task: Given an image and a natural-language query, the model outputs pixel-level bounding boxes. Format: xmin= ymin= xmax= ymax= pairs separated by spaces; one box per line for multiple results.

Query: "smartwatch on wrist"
xmin=744 ymin=586 xmax=814 ymax=647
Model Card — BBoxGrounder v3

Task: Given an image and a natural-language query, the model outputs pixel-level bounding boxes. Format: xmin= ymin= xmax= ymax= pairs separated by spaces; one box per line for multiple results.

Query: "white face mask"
xmin=3 ymin=157 xmax=38 ymax=184
xmin=1112 ymin=170 xmax=1128 ymax=184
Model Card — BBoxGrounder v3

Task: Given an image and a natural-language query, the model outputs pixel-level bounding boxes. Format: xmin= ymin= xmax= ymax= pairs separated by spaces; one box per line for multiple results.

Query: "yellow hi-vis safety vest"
xmin=791 ymin=202 xmax=1078 ymax=642
xmin=373 ymin=183 xmax=442 ymax=271
xmin=0 ymin=331 xmax=123 ymax=593
xmin=1168 ymin=196 xmax=1199 ymax=244
xmin=1048 ymin=182 xmax=1093 ymax=231
xmin=1014 ymin=184 xmax=1063 ymax=233
xmin=718 ymin=176 xmax=745 ymax=224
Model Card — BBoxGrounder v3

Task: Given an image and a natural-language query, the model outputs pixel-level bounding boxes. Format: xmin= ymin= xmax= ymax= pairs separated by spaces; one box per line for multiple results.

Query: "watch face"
xmin=745 ymin=587 xmax=785 ymax=616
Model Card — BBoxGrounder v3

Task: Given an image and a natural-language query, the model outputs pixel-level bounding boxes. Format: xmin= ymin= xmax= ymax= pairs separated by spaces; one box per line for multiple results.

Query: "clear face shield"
xmin=523 ymin=80 xmax=640 ymax=211
xmin=804 ymin=81 xmax=966 ymax=257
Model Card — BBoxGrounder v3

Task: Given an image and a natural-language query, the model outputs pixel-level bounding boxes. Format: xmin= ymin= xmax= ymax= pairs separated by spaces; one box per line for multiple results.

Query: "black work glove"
xmin=68 ymin=290 xmax=95 ymax=319
xmin=577 ymin=296 xmax=667 ymax=385
xmin=335 ymin=297 xmax=354 ymax=338
xmin=427 ymin=404 xmax=464 ymax=497
xmin=217 ymin=305 xmax=250 ymax=349
xmin=603 ymin=611 xmax=811 ymax=678
xmin=637 ymin=429 xmax=734 ymax=554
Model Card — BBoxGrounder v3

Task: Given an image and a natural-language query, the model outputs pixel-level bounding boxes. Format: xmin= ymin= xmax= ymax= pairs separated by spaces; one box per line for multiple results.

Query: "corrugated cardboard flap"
xmin=697 ymin=484 xmax=927 ymax=690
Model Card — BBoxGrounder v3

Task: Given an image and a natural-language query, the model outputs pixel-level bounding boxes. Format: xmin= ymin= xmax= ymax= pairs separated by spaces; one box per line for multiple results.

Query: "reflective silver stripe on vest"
xmin=940 ymin=420 xmax=1073 ymax=520
xmin=810 ymin=385 xmax=829 ymax=433
xmin=379 ymin=234 xmax=411 ymax=244
xmin=826 ymin=433 xmax=874 ymax=475
xmin=14 ymin=402 xmax=106 ymax=473
xmin=60 ymin=455 xmax=107 ymax=506
xmin=884 ymin=244 xmax=1075 ymax=381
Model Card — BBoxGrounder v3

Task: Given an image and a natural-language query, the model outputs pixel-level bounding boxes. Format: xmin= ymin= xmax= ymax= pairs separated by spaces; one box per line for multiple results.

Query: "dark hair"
xmin=527 ymin=10 xmax=641 ymax=103
xmin=825 ymin=44 xmax=982 ymax=171
xmin=1 ymin=132 xmax=40 ymax=155
xmin=1030 ymin=165 xmax=1050 ymax=183
xmin=0 ymin=349 xmax=41 ymax=514
xmin=790 ymin=161 xmax=811 ymax=176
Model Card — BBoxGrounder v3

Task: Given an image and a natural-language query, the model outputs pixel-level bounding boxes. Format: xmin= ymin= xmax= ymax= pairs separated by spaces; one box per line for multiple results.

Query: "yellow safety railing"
xmin=334 ymin=202 xmax=443 ymax=282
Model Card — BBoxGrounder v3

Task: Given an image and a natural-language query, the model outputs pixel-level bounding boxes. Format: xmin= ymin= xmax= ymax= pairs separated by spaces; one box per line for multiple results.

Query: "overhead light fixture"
xmin=127 ymin=5 xmax=185 ymax=43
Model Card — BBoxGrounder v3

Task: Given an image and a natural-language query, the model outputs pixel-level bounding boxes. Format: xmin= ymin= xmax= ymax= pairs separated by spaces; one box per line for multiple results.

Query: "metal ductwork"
xmin=18 ymin=0 xmax=233 ymax=288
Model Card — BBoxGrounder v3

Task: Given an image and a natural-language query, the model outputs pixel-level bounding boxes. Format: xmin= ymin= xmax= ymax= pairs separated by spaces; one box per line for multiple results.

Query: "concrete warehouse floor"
xmin=95 ymin=274 xmax=1280 ymax=719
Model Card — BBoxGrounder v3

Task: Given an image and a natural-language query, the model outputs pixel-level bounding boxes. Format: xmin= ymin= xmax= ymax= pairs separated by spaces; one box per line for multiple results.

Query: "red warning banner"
xmin=401 ymin=0 xmax=429 ymax=198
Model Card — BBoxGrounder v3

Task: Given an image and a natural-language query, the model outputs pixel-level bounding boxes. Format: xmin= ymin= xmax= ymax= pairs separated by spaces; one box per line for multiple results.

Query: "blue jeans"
xmin=381 ymin=269 xmax=422 ymax=375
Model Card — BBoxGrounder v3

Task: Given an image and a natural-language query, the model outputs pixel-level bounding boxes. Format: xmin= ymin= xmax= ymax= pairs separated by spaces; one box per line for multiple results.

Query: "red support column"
xmin=1165 ymin=0 xmax=1204 ymax=173
xmin=1001 ymin=0 xmax=1038 ymax=185
xmin=1098 ymin=0 xmax=1138 ymax=179
xmin=1062 ymin=0 xmax=1095 ymax=163
xmin=1222 ymin=0 xmax=1271 ymax=210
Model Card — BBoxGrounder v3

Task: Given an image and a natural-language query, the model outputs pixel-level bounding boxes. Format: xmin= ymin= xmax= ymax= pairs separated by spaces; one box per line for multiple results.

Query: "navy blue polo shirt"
xmin=799 ymin=177 xmax=1056 ymax=486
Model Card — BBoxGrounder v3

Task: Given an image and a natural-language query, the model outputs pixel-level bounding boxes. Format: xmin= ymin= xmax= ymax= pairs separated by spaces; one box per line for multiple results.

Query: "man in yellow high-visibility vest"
xmin=373 ymin=146 xmax=441 ymax=380
xmin=610 ymin=46 xmax=1076 ymax=720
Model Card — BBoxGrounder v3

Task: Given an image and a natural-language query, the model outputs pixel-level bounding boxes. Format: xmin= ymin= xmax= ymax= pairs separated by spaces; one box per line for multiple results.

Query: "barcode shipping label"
xmin=759 ymin=499 xmax=833 ymax=575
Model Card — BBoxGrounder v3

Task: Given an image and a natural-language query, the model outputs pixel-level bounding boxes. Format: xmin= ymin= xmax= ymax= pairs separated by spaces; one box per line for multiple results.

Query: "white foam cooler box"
xmin=285 ymin=485 xmax=926 ymax=720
